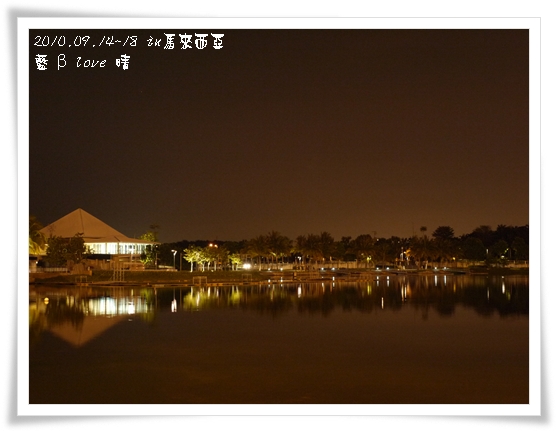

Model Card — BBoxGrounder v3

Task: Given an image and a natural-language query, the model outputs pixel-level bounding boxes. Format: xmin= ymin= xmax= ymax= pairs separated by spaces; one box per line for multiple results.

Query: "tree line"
xmin=28 ymin=215 xmax=528 ymax=270
xmin=150 ymin=224 xmax=529 ymax=271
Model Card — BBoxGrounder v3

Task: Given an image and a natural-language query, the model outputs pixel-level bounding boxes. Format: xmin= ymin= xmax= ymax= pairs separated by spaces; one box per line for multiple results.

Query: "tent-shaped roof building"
xmin=40 ymin=208 xmax=156 ymax=255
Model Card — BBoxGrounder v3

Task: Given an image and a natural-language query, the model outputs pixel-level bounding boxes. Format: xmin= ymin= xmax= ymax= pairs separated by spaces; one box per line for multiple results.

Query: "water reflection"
xmin=30 ymin=275 xmax=528 ymax=344
xmin=29 ymin=275 xmax=529 ymax=404
xmin=29 ymin=287 xmax=156 ymax=346
xmin=178 ymin=275 xmax=528 ymax=319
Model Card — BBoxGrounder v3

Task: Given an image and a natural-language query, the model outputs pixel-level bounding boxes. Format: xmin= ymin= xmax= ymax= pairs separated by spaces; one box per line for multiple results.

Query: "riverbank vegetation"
xmin=145 ymin=224 xmax=529 ymax=273
xmin=30 ymin=217 xmax=529 ymax=278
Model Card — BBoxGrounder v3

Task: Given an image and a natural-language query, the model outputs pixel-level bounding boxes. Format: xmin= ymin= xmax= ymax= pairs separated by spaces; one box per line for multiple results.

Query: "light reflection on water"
xmin=29 ymin=275 xmax=529 ymax=404
xmin=30 ymin=274 xmax=528 ymax=317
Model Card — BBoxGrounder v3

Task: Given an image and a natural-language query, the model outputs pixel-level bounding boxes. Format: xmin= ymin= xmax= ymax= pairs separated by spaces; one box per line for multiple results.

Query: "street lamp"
xmin=171 ymin=249 xmax=177 ymax=270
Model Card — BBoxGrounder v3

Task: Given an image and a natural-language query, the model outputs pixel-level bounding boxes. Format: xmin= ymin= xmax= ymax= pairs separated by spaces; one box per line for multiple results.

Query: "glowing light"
xmin=243 ymin=263 xmax=251 ymax=269
xmin=298 ymin=287 xmax=302 ymax=298
xmin=127 ymin=302 xmax=135 ymax=314
xmin=44 ymin=298 xmax=49 ymax=305
xmin=171 ymin=299 xmax=177 ymax=312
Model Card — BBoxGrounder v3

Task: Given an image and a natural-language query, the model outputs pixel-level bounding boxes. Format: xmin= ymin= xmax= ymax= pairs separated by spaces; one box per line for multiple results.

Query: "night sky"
xmin=29 ymin=29 xmax=529 ymax=243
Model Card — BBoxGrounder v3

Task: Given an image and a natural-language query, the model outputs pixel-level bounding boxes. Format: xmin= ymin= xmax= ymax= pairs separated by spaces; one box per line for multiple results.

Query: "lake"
xmin=28 ymin=274 xmax=529 ymax=405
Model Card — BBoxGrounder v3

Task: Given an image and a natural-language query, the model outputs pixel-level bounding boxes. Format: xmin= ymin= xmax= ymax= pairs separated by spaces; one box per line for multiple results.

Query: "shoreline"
xmin=29 ymin=267 xmax=529 ymax=288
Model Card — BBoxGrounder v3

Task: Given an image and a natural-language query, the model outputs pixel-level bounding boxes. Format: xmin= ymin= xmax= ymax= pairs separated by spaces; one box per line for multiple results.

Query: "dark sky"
xmin=29 ymin=29 xmax=529 ymax=243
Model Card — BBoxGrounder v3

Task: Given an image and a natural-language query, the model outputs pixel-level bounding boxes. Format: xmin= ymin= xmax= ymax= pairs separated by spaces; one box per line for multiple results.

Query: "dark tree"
xmin=432 ymin=226 xmax=455 ymax=240
xmin=511 ymin=237 xmax=528 ymax=260
xmin=461 ymin=237 xmax=486 ymax=262
xmin=44 ymin=234 xmax=87 ymax=267
xmin=470 ymin=225 xmax=494 ymax=248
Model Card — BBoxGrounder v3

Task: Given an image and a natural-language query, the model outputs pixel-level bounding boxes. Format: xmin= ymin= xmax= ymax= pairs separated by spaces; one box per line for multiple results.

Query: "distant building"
xmin=39 ymin=208 xmax=157 ymax=256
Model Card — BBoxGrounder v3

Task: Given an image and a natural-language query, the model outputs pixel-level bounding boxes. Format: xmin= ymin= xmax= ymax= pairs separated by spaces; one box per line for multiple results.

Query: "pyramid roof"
xmin=40 ymin=208 xmax=153 ymax=244
xmin=48 ymin=315 xmax=128 ymax=347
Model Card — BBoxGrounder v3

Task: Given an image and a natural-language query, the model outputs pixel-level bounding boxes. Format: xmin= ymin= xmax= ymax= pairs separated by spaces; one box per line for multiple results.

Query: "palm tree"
xmin=305 ymin=233 xmax=322 ymax=267
xmin=318 ymin=231 xmax=335 ymax=264
xmin=266 ymin=231 xmax=291 ymax=268
xmin=295 ymin=235 xmax=308 ymax=269
xmin=29 ymin=215 xmax=46 ymax=256
xmin=247 ymin=235 xmax=269 ymax=270
xmin=431 ymin=226 xmax=456 ymax=267
xmin=410 ymin=235 xmax=432 ymax=269
xmin=332 ymin=237 xmax=352 ymax=267
xmin=351 ymin=234 xmax=375 ymax=268
xmin=277 ymin=234 xmax=293 ymax=265
xmin=374 ymin=239 xmax=396 ymax=267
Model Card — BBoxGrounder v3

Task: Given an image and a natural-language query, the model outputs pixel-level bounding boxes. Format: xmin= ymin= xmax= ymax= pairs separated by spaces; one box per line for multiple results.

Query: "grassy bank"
xmin=31 ymin=269 xmax=280 ymax=285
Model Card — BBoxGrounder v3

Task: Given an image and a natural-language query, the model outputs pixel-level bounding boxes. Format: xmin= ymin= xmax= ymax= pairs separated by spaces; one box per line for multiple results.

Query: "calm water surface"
xmin=29 ymin=274 xmax=529 ymax=404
